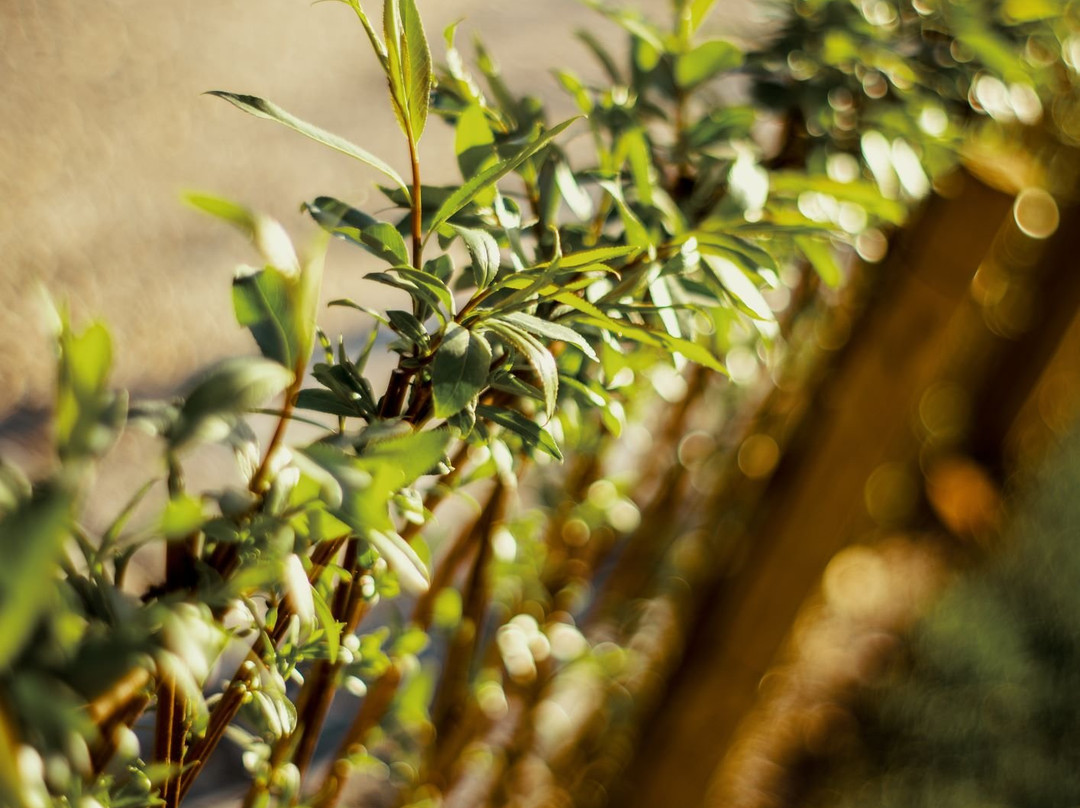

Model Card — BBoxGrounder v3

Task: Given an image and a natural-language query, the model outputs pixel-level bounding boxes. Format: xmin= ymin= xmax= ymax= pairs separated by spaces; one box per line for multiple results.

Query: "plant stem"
xmin=310 ymin=481 xmax=506 ymax=808
xmin=422 ymin=481 xmax=503 ymax=790
xmin=250 ymin=368 xmax=304 ymax=494
xmin=175 ymin=537 xmax=347 ymax=801
xmin=410 ymin=137 xmax=424 ymax=270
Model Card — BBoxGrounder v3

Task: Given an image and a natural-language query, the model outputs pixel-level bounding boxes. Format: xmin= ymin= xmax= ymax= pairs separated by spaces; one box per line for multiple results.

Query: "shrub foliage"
xmin=0 ymin=0 xmax=1074 ymax=805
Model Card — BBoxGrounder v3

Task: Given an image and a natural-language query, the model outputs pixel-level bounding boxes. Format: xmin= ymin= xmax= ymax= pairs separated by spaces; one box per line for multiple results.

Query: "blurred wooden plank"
xmin=615 ymin=171 xmax=1016 ymax=808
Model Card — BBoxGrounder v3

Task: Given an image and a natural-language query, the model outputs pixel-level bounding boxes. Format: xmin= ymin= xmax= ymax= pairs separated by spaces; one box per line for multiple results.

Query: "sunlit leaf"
xmin=795 ymin=236 xmax=842 ymax=288
xmin=174 ymin=357 xmax=294 ymax=447
xmin=207 ymin=92 xmax=408 ymax=195
xmin=477 ymin=404 xmax=563 ymax=460
xmin=702 ymin=255 xmax=774 ymax=321
xmin=54 ymin=315 xmax=125 ymax=461
xmin=450 ymin=225 xmax=501 ymax=289
xmin=498 ymin=312 xmax=599 ymax=362
xmin=481 ymin=319 xmax=560 ymax=420
xmin=675 ymin=39 xmax=743 ymax=89
xmin=400 ymin=0 xmax=433 ymax=140
xmin=304 ymin=197 xmax=409 ymax=266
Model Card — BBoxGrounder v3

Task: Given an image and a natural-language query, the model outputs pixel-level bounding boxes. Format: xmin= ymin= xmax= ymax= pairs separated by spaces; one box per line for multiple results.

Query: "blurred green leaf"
xmin=55 ymin=315 xmax=125 ymax=461
xmin=185 ymin=193 xmax=300 ymax=274
xmin=0 ymin=482 xmax=73 ymax=669
xmin=702 ymin=255 xmax=775 ymax=321
xmin=232 ymin=259 xmax=321 ymax=373
xmin=675 ymin=39 xmax=743 ymax=89
xmin=160 ymin=493 xmax=206 ymax=540
xmin=796 ymin=235 xmax=842 ymax=287
xmin=173 ymin=357 xmax=294 ymax=447
xmin=477 ymin=404 xmax=563 ymax=460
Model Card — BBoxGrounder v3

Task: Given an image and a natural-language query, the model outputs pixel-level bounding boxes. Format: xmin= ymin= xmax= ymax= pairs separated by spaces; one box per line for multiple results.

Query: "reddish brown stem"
xmin=175 ymin=537 xmax=346 ymax=801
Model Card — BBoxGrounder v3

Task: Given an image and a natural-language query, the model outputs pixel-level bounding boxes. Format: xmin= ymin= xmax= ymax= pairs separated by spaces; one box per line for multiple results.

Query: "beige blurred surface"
xmin=1 ymin=0 xmax=697 ymax=418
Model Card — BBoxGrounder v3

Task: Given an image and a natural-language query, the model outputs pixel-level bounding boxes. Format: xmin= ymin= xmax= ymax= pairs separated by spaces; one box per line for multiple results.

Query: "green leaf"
xmin=232 ymin=267 xmax=298 ymax=368
xmin=174 ymin=357 xmax=294 ymax=447
xmin=572 ymin=311 xmax=727 ymax=374
xmin=477 ymin=404 xmax=563 ymax=460
xmin=575 ymin=29 xmax=624 ymax=84
xmin=160 ymin=493 xmax=206 ymax=540
xmin=542 ymin=245 xmax=639 ymax=269
xmin=383 ymin=0 xmax=409 ymax=135
xmin=481 ymin=319 xmax=559 ymax=420
xmin=0 ymin=483 xmax=73 ymax=668
xmin=333 ymin=0 xmax=390 ymax=70
xmin=54 ymin=316 xmax=125 ymax=461
xmin=597 ymin=179 xmax=650 ymax=248
xmin=207 ymin=91 xmax=408 ymax=195
xmin=795 ymin=236 xmax=842 ymax=288
xmin=554 ymin=160 xmax=594 ymax=220
xmin=769 ymin=172 xmax=907 ymax=225
xmin=432 ymin=324 xmax=492 ymax=418
xmin=305 ymin=197 xmax=409 ymax=266
xmin=620 ymin=127 xmax=655 ymax=206
xmin=582 ymin=0 xmax=666 ymax=51
xmin=499 ymin=312 xmax=598 ymax=362
xmin=675 ymin=39 xmax=743 ymax=89
xmin=386 ymin=309 xmax=430 ymax=349
xmin=311 ymin=587 xmax=341 ymax=664
xmin=400 ymin=0 xmax=433 ymax=140
xmin=701 ymin=255 xmax=775 ymax=321
xmin=185 ymin=193 xmax=300 ymax=274
xmin=689 ymin=0 xmax=721 ymax=29
xmin=694 ymin=231 xmax=777 ymax=273
xmin=300 ymin=430 xmax=451 ymax=592
xmin=295 ymin=388 xmax=367 ymax=418
xmin=366 ymin=271 xmax=446 ymax=322
xmin=450 ymin=225 xmax=501 ymax=289
xmin=426 ymin=117 xmax=579 ymax=237
xmin=455 ymin=104 xmax=498 ymax=203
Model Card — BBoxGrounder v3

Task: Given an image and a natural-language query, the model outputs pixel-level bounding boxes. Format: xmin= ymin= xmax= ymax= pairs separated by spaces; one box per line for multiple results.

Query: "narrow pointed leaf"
xmin=400 ymin=0 xmax=432 ymax=140
xmin=539 ymin=245 xmax=638 ymax=270
xmin=232 ymin=266 xmax=297 ymax=368
xmin=477 ymin=404 xmax=562 ymax=460
xmin=311 ymin=587 xmax=341 ymax=663
xmin=702 ymin=255 xmax=775 ymax=321
xmin=0 ymin=483 xmax=74 ymax=668
xmin=207 ymin=92 xmax=408 ymax=195
xmin=690 ymin=0 xmax=721 ymax=29
xmin=499 ymin=312 xmax=598 ymax=362
xmin=482 ymin=320 xmax=559 ymax=420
